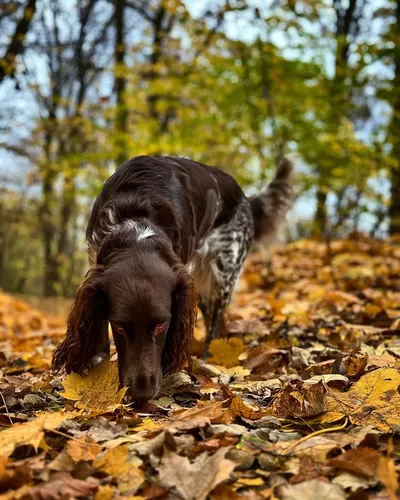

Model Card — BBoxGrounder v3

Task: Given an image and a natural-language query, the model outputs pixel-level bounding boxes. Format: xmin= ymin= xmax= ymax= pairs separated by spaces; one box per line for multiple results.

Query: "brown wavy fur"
xmin=52 ymin=267 xmax=109 ymax=374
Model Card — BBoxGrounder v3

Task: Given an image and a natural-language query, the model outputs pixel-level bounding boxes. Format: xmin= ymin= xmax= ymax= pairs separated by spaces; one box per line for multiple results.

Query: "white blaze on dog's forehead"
xmin=137 ymin=226 xmax=155 ymax=240
xmin=121 ymin=220 xmax=155 ymax=240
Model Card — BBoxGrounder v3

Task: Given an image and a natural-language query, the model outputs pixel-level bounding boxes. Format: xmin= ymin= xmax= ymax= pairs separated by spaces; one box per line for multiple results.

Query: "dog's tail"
xmin=250 ymin=157 xmax=295 ymax=244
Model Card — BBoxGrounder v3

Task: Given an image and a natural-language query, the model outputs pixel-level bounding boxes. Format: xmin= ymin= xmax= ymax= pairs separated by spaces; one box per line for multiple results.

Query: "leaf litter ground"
xmin=1 ymin=236 xmax=400 ymax=499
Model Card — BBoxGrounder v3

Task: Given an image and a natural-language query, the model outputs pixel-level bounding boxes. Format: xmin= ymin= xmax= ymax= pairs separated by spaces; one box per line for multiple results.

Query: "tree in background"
xmin=0 ymin=0 xmax=399 ymax=296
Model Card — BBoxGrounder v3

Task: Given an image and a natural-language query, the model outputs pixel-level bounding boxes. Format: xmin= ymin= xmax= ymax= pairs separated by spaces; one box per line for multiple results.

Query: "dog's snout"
xmin=128 ymin=374 xmax=158 ymax=401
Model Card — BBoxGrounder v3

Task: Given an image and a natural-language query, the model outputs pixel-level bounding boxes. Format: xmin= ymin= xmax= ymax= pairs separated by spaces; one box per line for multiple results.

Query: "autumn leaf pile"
xmin=1 ymin=236 xmax=400 ymax=500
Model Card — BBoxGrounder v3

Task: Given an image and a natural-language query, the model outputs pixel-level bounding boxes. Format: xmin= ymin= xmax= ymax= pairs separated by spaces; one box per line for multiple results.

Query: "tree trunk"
xmin=41 ymin=171 xmax=60 ymax=296
xmin=0 ymin=0 xmax=37 ymax=83
xmin=389 ymin=0 xmax=400 ymax=235
xmin=114 ymin=0 xmax=128 ymax=166
xmin=314 ymin=188 xmax=328 ymax=236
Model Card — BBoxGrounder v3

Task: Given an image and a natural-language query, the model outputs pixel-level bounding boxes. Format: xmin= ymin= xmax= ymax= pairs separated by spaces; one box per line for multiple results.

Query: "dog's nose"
xmin=129 ymin=374 xmax=158 ymax=401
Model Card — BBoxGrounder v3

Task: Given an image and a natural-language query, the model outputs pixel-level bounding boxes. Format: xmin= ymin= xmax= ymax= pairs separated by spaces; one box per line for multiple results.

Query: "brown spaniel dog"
xmin=53 ymin=155 xmax=294 ymax=400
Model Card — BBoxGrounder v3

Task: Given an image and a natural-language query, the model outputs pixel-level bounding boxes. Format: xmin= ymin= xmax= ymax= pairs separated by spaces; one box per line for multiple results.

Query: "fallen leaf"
xmin=229 ymin=396 xmax=267 ymax=420
xmin=274 ymin=380 xmax=327 ymax=419
xmin=236 ymin=477 xmax=264 ymax=486
xmin=321 ymin=368 xmax=400 ymax=431
xmin=66 ymin=435 xmax=101 ymax=462
xmin=377 ymin=455 xmax=399 ymax=500
xmin=170 ymin=401 xmax=232 ymax=430
xmin=159 ymin=447 xmax=235 ymax=500
xmin=208 ymin=338 xmax=247 ymax=368
xmin=59 ymin=357 xmax=127 ymax=412
xmin=278 ymin=479 xmax=346 ymax=500
xmin=94 ymin=485 xmax=114 ymax=500
xmin=0 ymin=412 xmax=74 ymax=457
xmin=329 ymin=448 xmax=381 ymax=478
xmin=93 ymin=445 xmax=131 ymax=476
xmin=10 ymin=472 xmax=98 ymax=499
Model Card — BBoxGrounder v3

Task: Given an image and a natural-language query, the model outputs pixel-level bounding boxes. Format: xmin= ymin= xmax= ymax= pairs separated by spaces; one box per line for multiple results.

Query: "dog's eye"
xmin=153 ymin=320 xmax=170 ymax=337
xmin=111 ymin=322 xmax=125 ymax=334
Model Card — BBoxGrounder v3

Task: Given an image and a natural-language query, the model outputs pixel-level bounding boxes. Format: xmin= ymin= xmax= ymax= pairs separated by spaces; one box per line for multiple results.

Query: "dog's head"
xmin=53 ymin=238 xmax=196 ymax=401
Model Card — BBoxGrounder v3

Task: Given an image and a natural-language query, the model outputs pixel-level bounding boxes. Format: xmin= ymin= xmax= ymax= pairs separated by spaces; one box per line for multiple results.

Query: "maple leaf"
xmin=320 ymin=368 xmax=400 ymax=431
xmin=0 ymin=412 xmax=74 ymax=457
xmin=158 ymin=447 xmax=235 ymax=500
xmin=59 ymin=357 xmax=127 ymax=412
xmin=208 ymin=337 xmax=247 ymax=368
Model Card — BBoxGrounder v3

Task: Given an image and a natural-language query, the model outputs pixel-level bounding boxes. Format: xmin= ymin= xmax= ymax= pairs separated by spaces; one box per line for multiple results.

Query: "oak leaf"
xmin=0 ymin=412 xmax=74 ymax=457
xmin=59 ymin=357 xmax=127 ymax=412
xmin=159 ymin=447 xmax=235 ymax=500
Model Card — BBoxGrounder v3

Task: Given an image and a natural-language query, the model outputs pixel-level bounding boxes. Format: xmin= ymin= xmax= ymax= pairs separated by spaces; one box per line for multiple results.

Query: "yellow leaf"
xmin=0 ymin=412 xmax=75 ymax=457
xmin=236 ymin=477 xmax=264 ymax=486
xmin=66 ymin=435 xmax=101 ymax=462
xmin=208 ymin=337 xmax=247 ymax=368
xmin=321 ymin=368 xmax=400 ymax=431
xmin=118 ymin=467 xmax=145 ymax=495
xmin=94 ymin=485 xmax=114 ymax=500
xmin=93 ymin=445 xmax=131 ymax=476
xmin=377 ymin=455 xmax=399 ymax=500
xmin=59 ymin=357 xmax=127 ymax=412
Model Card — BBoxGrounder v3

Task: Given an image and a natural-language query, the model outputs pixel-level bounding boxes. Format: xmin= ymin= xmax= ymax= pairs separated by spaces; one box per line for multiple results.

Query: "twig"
xmin=283 ymin=417 xmax=349 ymax=456
xmin=0 ymin=390 xmax=13 ymax=425
xmin=48 ymin=428 xmax=103 ymax=448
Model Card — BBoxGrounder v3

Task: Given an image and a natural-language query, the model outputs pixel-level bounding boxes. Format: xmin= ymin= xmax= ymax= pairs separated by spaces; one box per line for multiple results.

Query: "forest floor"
xmin=1 ymin=236 xmax=400 ymax=500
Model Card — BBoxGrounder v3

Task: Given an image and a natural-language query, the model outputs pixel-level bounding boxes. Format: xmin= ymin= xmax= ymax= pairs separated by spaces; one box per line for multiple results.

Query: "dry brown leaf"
xmin=329 ymin=448 xmax=381 ymax=478
xmin=170 ymin=401 xmax=233 ymax=430
xmin=278 ymin=479 xmax=346 ymax=500
xmin=10 ymin=472 xmax=98 ymax=499
xmin=208 ymin=337 xmax=247 ymax=368
xmin=274 ymin=380 xmax=327 ymax=419
xmin=59 ymin=357 xmax=127 ymax=412
xmin=159 ymin=447 xmax=235 ymax=500
xmin=229 ymin=396 xmax=267 ymax=420
xmin=0 ymin=412 xmax=74 ymax=457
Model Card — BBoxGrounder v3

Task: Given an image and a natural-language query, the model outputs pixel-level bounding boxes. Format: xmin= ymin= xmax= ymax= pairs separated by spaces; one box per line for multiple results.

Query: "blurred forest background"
xmin=0 ymin=0 xmax=399 ymax=297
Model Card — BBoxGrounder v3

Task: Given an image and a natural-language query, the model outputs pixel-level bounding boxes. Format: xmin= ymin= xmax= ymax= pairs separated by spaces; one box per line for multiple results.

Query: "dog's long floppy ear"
xmin=52 ymin=267 xmax=109 ymax=375
xmin=162 ymin=264 xmax=197 ymax=375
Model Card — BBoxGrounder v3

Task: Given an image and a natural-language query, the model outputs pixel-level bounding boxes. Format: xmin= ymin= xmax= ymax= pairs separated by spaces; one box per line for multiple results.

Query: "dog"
xmin=53 ymin=155 xmax=294 ymax=400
